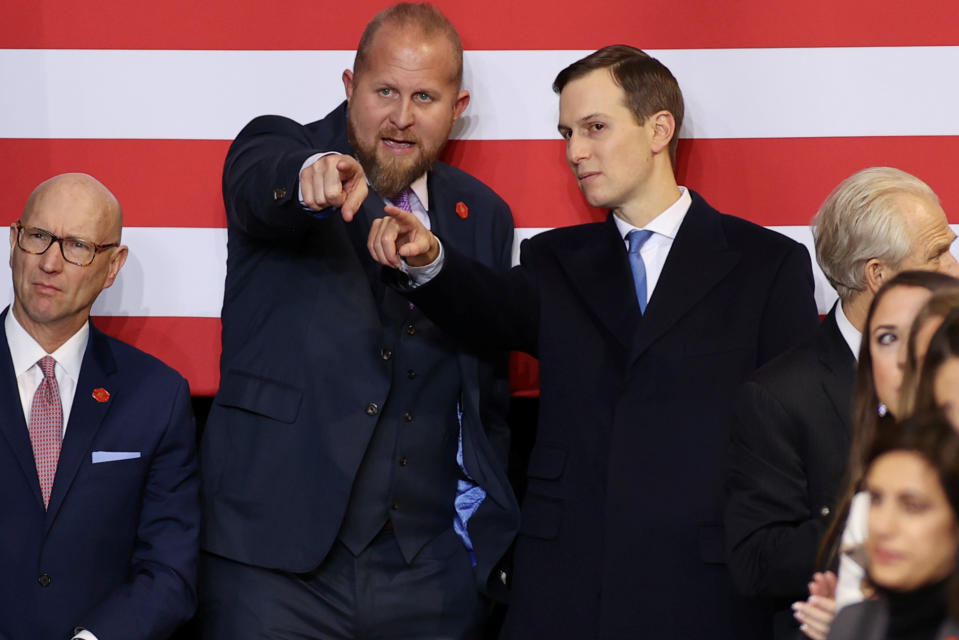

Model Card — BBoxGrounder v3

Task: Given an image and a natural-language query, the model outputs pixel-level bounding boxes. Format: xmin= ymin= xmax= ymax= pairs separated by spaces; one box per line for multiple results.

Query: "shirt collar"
xmin=4 ymin=309 xmax=90 ymax=383
xmin=835 ymin=300 xmax=862 ymax=361
xmin=613 ymin=187 xmax=691 ymax=240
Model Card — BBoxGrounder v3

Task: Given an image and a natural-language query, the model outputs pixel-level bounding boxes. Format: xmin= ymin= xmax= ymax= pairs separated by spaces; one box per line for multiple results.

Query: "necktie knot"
xmin=627 ymin=229 xmax=653 ymax=256
xmin=393 ymin=188 xmax=414 ymax=213
xmin=38 ymin=356 xmax=57 ymax=380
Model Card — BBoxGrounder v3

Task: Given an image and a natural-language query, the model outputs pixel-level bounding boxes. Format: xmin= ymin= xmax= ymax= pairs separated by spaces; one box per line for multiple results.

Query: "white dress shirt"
xmin=5 ymin=309 xmax=88 ymax=432
xmin=835 ymin=301 xmax=862 ymax=361
xmin=611 ymin=187 xmax=692 ymax=307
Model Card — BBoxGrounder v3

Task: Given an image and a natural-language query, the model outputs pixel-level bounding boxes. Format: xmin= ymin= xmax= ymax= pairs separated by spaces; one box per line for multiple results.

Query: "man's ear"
xmin=452 ymin=90 xmax=470 ymax=121
xmin=343 ymin=69 xmax=355 ymax=101
xmin=649 ymin=110 xmax=676 ymax=155
xmin=864 ymin=258 xmax=891 ymax=295
xmin=9 ymin=224 xmax=17 ymax=268
xmin=101 ymin=245 xmax=128 ymax=290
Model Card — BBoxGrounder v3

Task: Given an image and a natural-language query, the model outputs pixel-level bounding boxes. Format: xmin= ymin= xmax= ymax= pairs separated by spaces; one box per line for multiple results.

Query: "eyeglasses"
xmin=15 ymin=222 xmax=119 ymax=267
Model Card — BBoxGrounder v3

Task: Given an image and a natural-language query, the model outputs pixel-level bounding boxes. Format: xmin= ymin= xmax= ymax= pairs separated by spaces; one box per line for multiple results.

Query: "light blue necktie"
xmin=627 ymin=229 xmax=654 ymax=313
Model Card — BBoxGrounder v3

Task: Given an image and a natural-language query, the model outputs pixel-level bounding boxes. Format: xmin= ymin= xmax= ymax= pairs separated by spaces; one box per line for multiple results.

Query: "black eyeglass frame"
xmin=15 ymin=221 xmax=120 ymax=267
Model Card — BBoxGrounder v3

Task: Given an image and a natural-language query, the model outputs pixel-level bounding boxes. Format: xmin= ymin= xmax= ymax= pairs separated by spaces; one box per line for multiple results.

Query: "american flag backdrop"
xmin=2 ymin=0 xmax=958 ymax=396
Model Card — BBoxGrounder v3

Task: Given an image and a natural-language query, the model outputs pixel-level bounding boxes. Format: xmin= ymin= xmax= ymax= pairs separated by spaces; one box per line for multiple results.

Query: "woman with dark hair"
xmin=903 ymin=298 xmax=959 ymax=420
xmin=911 ymin=308 xmax=959 ymax=428
xmin=795 ymin=271 xmax=959 ymax=639
xmin=827 ymin=411 xmax=959 ymax=639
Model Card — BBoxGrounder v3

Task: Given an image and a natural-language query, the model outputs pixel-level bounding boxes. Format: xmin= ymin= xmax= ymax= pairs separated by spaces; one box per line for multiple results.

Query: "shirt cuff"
xmin=400 ymin=240 xmax=445 ymax=287
xmin=73 ymin=629 xmax=99 ymax=640
xmin=297 ymin=151 xmax=338 ymax=206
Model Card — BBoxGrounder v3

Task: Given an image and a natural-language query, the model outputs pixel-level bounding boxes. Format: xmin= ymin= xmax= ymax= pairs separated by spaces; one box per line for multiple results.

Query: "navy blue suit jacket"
xmin=201 ymin=102 xmax=520 ymax=597
xmin=405 ymin=193 xmax=820 ymax=639
xmin=0 ymin=311 xmax=199 ymax=640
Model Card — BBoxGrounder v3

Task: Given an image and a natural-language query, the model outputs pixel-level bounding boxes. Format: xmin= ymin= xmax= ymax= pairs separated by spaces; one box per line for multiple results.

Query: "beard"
xmin=347 ymin=113 xmax=443 ymax=200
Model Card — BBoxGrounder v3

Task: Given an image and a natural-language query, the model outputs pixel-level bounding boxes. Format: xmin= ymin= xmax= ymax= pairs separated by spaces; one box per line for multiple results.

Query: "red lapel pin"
xmin=92 ymin=387 xmax=110 ymax=403
xmin=455 ymin=201 xmax=469 ymax=219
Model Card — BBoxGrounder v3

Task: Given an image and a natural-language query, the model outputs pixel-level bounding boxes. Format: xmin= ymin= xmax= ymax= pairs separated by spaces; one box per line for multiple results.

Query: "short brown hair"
xmin=553 ymin=45 xmax=684 ymax=167
xmin=354 ymin=3 xmax=464 ymax=86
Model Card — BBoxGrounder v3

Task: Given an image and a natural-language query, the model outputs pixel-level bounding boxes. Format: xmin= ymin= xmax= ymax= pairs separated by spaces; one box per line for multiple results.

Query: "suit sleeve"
xmin=79 ymin=377 xmax=199 ymax=640
xmin=756 ymin=241 xmax=819 ymax=365
xmin=222 ymin=115 xmax=330 ymax=239
xmin=405 ymin=237 xmax=539 ymax=357
xmin=476 ymin=199 xmax=516 ymax=465
xmin=725 ymin=379 xmax=826 ymax=598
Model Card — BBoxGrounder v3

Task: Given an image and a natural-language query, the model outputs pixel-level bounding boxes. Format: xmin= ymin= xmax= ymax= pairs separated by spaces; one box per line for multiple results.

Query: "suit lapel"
xmin=817 ymin=307 xmax=857 ymax=449
xmin=631 ymin=195 xmax=740 ymax=362
xmin=0 ymin=308 xmax=45 ymax=508
xmin=557 ymin=217 xmax=641 ymax=352
xmin=427 ymin=169 xmax=475 ymax=256
xmin=45 ymin=322 xmax=116 ymax=528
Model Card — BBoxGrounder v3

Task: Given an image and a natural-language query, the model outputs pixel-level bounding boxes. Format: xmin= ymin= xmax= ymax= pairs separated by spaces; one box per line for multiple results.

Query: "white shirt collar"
xmin=613 ymin=187 xmax=691 ymax=240
xmin=834 ymin=301 xmax=862 ymax=361
xmin=4 ymin=308 xmax=90 ymax=385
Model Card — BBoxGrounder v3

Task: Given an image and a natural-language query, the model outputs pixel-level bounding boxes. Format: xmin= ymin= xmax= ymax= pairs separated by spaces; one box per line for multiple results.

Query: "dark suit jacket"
xmin=726 ymin=307 xmax=856 ymax=637
xmin=405 ymin=192 xmax=820 ymax=639
xmin=201 ymin=102 xmax=520 ymax=598
xmin=0 ymin=310 xmax=199 ymax=640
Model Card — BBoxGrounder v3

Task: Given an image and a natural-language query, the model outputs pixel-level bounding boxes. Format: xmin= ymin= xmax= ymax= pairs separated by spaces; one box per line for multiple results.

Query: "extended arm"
xmin=223 ymin=115 xmax=367 ymax=238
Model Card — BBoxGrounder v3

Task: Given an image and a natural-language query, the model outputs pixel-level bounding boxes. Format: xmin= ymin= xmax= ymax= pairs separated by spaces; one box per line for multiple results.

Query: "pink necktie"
xmin=28 ymin=356 xmax=62 ymax=508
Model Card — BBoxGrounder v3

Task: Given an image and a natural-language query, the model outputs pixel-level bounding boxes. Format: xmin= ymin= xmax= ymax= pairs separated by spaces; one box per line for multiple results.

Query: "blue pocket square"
xmin=91 ymin=451 xmax=141 ymax=464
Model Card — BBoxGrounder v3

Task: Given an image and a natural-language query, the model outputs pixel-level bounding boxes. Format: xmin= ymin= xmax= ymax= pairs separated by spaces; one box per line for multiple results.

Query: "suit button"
xmin=403 ymin=411 xmax=413 ymax=422
xmin=406 ymin=324 xmax=416 ymax=336
xmin=365 ymin=402 xmax=379 ymax=416
xmin=38 ymin=573 xmax=52 ymax=587
xmin=407 ymin=369 xmax=416 ymax=380
xmin=399 ymin=456 xmax=408 ymax=466
xmin=820 ymin=506 xmax=831 ymax=517
xmin=273 ymin=188 xmax=287 ymax=201
xmin=380 ymin=348 xmax=392 ymax=361
xmin=392 ymin=502 xmax=399 ymax=510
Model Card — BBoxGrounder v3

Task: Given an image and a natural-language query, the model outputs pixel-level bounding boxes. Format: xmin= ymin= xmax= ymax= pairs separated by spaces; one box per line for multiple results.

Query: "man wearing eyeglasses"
xmin=0 ymin=173 xmax=199 ymax=640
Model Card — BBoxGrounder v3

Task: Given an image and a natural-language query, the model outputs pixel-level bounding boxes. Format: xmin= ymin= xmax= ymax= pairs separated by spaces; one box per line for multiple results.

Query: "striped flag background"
xmin=2 ymin=0 xmax=958 ymax=396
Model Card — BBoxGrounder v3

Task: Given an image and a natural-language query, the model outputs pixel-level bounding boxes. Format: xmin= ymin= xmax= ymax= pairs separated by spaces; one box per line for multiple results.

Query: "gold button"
xmin=273 ymin=188 xmax=287 ymax=201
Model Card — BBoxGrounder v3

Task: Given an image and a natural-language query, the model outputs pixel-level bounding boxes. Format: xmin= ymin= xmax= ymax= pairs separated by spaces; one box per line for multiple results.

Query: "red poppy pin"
xmin=455 ymin=201 xmax=469 ymax=219
xmin=92 ymin=387 xmax=110 ymax=403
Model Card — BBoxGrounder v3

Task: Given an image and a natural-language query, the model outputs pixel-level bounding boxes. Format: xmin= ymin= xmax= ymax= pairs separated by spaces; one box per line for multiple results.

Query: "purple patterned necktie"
xmin=393 ymin=187 xmax=414 ymax=213
xmin=28 ymin=356 xmax=63 ymax=508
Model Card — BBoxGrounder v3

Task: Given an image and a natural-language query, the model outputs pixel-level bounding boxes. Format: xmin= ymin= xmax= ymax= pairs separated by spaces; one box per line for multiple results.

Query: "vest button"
xmin=399 ymin=456 xmax=408 ymax=466
xmin=38 ymin=573 xmax=52 ymax=587
xmin=365 ymin=402 xmax=379 ymax=416
xmin=406 ymin=324 xmax=416 ymax=336
xmin=407 ymin=369 xmax=416 ymax=380
xmin=403 ymin=411 xmax=413 ymax=422
xmin=380 ymin=348 xmax=392 ymax=360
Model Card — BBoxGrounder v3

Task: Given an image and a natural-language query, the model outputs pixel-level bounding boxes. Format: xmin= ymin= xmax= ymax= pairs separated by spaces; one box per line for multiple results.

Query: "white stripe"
xmin=3 ymin=47 xmax=959 ymax=140
xmin=2 ymin=226 xmax=957 ymax=317
xmin=1 ymin=228 xmax=227 ymax=318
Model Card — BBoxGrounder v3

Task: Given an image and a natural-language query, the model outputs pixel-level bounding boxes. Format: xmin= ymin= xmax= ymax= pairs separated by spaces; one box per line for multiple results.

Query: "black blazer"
xmin=726 ymin=308 xmax=857 ymax=637
xmin=405 ymin=192 xmax=820 ymax=639
xmin=200 ymin=102 xmax=520 ymax=598
xmin=827 ymin=598 xmax=959 ymax=640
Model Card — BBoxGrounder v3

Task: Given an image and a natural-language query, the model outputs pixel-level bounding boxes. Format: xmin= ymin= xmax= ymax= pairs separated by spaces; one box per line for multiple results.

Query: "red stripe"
xmin=91 ymin=316 xmax=222 ymax=396
xmin=4 ymin=0 xmax=958 ymax=49
xmin=6 ymin=137 xmax=957 ymax=229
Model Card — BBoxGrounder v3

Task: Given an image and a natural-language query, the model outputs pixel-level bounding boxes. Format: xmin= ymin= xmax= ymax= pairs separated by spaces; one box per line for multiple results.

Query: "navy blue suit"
xmin=0 ymin=311 xmax=199 ymax=640
xmin=201 ymin=102 xmax=519 ymax=603
xmin=404 ymin=193 xmax=820 ymax=639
